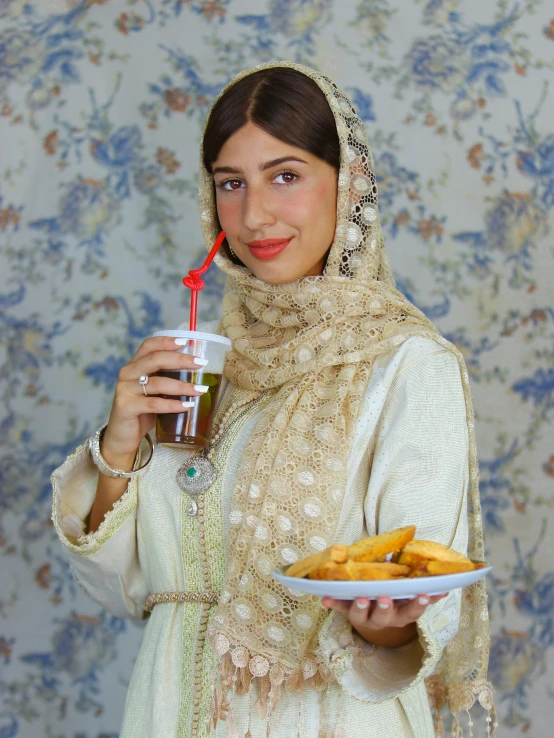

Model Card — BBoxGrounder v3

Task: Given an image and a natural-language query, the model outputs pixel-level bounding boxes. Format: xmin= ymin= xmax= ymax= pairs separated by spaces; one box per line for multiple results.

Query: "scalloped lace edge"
xmin=316 ymin=608 xmax=442 ymax=705
xmin=51 ymin=441 xmax=138 ymax=557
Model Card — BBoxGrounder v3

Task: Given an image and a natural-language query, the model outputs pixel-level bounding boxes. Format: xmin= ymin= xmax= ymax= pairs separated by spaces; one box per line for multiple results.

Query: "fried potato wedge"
xmin=347 ymin=561 xmax=410 ymax=580
xmin=426 ymin=560 xmax=478 ymax=575
xmin=396 ymin=552 xmax=430 ymax=567
xmin=348 ymin=526 xmax=416 ymax=563
xmin=399 ymin=541 xmax=472 ymax=566
xmin=307 ymin=561 xmax=354 ymax=581
xmin=285 ymin=544 xmax=349 ymax=578
xmin=308 ymin=560 xmax=410 ymax=581
xmin=400 ymin=541 xmax=479 ymax=576
xmin=408 ymin=560 xmax=479 ymax=577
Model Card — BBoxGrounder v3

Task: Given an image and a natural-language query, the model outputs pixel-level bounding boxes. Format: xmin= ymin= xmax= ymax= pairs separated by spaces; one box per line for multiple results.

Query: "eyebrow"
xmin=212 ymin=156 xmax=309 ymax=176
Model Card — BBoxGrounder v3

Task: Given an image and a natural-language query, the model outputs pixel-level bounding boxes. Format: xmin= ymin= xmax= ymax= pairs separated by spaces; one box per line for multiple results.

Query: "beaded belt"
xmin=144 ymin=591 xmax=219 ymax=612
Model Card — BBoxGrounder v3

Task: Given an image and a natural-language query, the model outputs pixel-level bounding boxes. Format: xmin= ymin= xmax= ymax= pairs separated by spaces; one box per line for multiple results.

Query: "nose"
xmin=242 ymin=185 xmax=275 ymax=232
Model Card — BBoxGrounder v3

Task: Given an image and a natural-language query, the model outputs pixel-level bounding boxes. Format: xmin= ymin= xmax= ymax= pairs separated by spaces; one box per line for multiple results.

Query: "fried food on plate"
xmin=283 ymin=527 xmax=484 ymax=581
xmin=408 ymin=560 xmax=481 ymax=577
xmin=285 ymin=544 xmax=349 ymax=579
xmin=347 ymin=525 xmax=416 ymax=562
xmin=399 ymin=541 xmax=475 ymax=566
xmin=306 ymin=560 xmax=353 ymax=581
xmin=399 ymin=541 xmax=481 ymax=576
xmin=308 ymin=560 xmax=410 ymax=581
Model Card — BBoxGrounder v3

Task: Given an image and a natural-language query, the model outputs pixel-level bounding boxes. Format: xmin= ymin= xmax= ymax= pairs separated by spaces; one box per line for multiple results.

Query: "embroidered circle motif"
xmin=265 ymin=623 xmax=288 ymax=645
xmin=254 ymin=555 xmax=273 ymax=577
xmin=276 ymin=513 xmax=295 ymax=534
xmin=278 ymin=545 xmax=300 ymax=565
xmin=293 ymin=612 xmax=314 ymax=630
xmin=233 ymin=601 xmax=252 ymax=621
xmin=298 ymin=469 xmax=316 ymax=486
xmin=308 ymin=534 xmax=328 ymax=552
xmin=213 ymin=633 xmax=230 ymax=656
xmin=231 ymin=646 xmax=249 ymax=668
xmin=301 ymin=497 xmax=323 ymax=521
xmin=249 ymin=655 xmax=270 ymax=677
xmin=229 ymin=509 xmax=243 ymax=525
xmin=261 ymin=592 xmax=283 ymax=614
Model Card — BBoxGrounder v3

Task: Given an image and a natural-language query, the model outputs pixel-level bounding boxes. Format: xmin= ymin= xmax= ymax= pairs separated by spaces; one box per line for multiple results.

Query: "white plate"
xmin=271 ymin=566 xmax=492 ymax=600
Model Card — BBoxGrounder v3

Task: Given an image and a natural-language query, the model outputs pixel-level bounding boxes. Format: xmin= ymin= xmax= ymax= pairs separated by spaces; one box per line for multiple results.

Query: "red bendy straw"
xmin=182 ymin=231 xmax=226 ymax=331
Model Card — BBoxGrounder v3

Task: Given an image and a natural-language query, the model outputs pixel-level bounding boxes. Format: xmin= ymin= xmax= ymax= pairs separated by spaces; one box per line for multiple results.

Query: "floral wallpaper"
xmin=0 ymin=1 xmax=553 ymax=736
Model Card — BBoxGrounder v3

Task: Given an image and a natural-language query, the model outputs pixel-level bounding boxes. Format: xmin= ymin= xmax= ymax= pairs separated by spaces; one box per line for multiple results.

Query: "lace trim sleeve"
xmin=318 ymin=603 xmax=445 ymax=703
xmin=51 ymin=440 xmax=139 ymax=557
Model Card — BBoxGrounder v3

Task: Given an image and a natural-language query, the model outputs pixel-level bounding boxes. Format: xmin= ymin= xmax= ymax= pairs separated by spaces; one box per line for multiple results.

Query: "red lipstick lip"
xmin=246 ymin=237 xmax=292 ymax=261
xmin=247 ymin=238 xmax=292 ymax=248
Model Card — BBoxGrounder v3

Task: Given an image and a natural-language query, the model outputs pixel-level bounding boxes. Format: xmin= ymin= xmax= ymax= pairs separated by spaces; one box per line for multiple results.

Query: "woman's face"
xmin=212 ymin=122 xmax=338 ymax=285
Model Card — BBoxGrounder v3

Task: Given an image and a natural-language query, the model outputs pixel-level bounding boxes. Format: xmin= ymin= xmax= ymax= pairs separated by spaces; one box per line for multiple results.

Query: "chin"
xmin=249 ymin=267 xmax=307 ymax=286
xmin=245 ymin=260 xmax=324 ymax=285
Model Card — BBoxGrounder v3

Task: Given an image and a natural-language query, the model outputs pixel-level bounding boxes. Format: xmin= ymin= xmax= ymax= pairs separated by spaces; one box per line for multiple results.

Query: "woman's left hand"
xmin=321 ymin=593 xmax=448 ymax=648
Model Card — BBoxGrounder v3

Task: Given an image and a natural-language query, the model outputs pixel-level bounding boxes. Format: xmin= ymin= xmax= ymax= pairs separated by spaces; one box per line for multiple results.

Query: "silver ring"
xmin=138 ymin=375 xmax=149 ymax=396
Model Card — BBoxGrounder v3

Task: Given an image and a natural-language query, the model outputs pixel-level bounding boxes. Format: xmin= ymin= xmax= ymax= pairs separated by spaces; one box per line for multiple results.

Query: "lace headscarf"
xmin=199 ymin=61 xmax=493 ymax=736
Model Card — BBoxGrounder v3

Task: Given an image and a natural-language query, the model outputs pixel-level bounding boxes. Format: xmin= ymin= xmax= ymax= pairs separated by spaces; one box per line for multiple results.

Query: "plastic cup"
xmin=152 ymin=330 xmax=232 ymax=448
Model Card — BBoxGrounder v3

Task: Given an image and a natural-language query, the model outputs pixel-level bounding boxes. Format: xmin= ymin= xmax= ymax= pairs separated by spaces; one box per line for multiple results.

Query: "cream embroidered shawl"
xmin=197 ymin=61 xmax=493 ymax=736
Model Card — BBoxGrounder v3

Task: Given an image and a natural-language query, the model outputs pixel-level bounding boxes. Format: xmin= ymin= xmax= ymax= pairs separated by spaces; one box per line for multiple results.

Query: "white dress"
xmin=52 ymin=335 xmax=470 ymax=738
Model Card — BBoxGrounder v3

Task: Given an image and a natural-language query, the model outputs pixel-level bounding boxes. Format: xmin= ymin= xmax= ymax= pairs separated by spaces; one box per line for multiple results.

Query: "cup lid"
xmin=153 ymin=330 xmax=232 ymax=348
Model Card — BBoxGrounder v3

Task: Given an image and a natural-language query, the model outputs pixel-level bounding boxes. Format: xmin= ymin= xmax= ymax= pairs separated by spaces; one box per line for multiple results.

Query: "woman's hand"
xmin=88 ymin=335 xmax=210 ymax=534
xmin=101 ymin=335 xmax=208 ymax=468
xmin=321 ymin=593 xmax=448 ymax=648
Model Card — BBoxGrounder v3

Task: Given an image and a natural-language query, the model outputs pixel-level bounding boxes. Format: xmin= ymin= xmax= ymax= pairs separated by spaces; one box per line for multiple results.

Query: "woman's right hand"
xmin=100 ymin=336 xmax=208 ymax=469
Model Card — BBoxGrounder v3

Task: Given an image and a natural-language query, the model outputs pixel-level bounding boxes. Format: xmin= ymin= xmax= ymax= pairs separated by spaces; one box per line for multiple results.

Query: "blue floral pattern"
xmin=0 ymin=1 xmax=552 ymax=735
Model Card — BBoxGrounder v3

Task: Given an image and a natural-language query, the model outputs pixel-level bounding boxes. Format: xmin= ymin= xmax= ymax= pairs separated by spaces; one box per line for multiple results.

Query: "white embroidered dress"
xmin=52 ymin=334 xmax=469 ymax=738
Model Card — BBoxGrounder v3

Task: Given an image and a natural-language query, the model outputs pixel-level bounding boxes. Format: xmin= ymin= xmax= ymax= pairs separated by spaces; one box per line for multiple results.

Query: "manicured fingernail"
xmin=418 ymin=597 xmax=429 ymax=606
xmin=194 ymin=384 xmax=209 ymax=393
xmin=174 ymin=338 xmax=189 ymax=346
xmin=378 ymin=601 xmax=390 ymax=610
xmin=355 ymin=599 xmax=368 ymax=609
xmin=193 ymin=357 xmax=208 ymax=367
xmin=182 ymin=401 xmax=195 ymax=408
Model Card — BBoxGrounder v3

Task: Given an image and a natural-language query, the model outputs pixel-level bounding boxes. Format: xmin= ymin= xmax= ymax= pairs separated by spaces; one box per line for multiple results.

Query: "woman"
xmin=52 ymin=62 xmax=494 ymax=738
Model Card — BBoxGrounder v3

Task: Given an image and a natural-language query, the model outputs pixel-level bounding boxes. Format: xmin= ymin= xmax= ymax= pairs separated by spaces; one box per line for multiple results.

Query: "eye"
xmin=274 ymin=171 xmax=298 ymax=185
xmin=216 ymin=179 xmax=243 ymax=191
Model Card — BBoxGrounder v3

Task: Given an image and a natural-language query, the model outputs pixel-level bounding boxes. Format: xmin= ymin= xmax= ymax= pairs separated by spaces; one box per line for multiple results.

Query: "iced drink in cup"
xmin=152 ymin=330 xmax=231 ymax=448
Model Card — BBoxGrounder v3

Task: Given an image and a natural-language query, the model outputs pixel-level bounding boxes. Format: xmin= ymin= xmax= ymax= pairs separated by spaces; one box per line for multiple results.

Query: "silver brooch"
xmin=176 ymin=452 xmax=217 ymax=516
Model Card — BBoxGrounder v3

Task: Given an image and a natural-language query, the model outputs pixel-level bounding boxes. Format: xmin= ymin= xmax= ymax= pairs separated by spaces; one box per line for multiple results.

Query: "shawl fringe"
xmin=426 ymin=675 xmax=497 ymax=737
xmin=210 ymin=630 xmax=335 ymax=733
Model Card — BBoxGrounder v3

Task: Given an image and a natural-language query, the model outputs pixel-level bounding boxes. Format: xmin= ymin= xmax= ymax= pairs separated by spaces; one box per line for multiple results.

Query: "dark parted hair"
xmin=203 ymin=68 xmax=341 ymax=172
xmin=202 ymin=68 xmax=341 ymax=263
